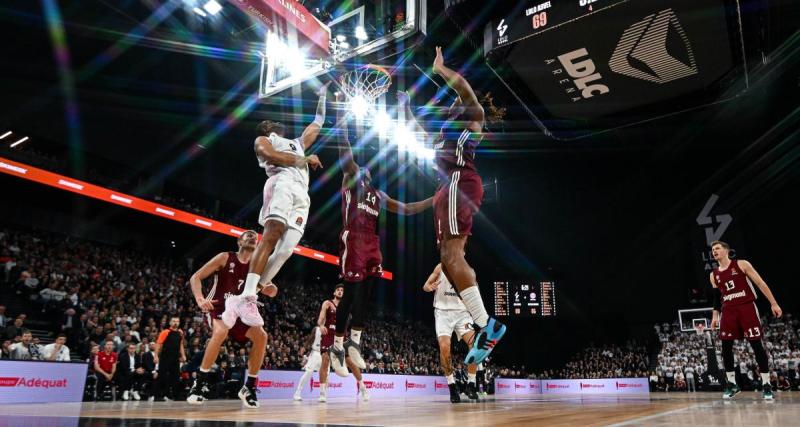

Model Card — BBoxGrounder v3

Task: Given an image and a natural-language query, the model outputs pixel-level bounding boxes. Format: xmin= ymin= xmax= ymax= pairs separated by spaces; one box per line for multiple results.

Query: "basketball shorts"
xmin=339 ymin=231 xmax=383 ymax=282
xmin=719 ymin=301 xmax=762 ymax=341
xmin=304 ymin=350 xmax=322 ymax=372
xmin=433 ymin=169 xmax=483 ymax=246
xmin=320 ymin=326 xmax=336 ymax=351
xmin=434 ymin=308 xmax=474 ymax=340
xmin=259 ymin=174 xmax=310 ymax=233
xmin=207 ymin=313 xmax=251 ymax=344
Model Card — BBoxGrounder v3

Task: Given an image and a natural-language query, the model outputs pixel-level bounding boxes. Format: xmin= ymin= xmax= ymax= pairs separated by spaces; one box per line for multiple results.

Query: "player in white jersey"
xmin=223 ymin=82 xmax=330 ymax=328
xmin=423 ymin=263 xmax=480 ymax=403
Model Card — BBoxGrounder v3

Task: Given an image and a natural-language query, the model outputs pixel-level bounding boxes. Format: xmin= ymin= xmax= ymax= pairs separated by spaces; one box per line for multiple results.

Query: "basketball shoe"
xmin=448 ymin=383 xmax=461 ymax=403
xmin=466 ymin=382 xmax=479 ymax=400
xmin=345 ymin=340 xmax=367 ymax=370
xmin=722 ymin=382 xmax=741 ymax=399
xmin=763 ymin=383 xmax=774 ymax=400
xmin=465 ymin=318 xmax=506 ymax=365
xmin=329 ymin=347 xmax=350 ymax=377
xmin=222 ymin=294 xmax=263 ymax=327
xmin=238 ymin=384 xmax=259 ymax=408
xmin=187 ymin=377 xmax=210 ymax=405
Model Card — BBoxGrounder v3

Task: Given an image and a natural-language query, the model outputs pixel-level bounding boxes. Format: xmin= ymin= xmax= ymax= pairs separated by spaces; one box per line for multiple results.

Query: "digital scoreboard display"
xmin=493 ymin=280 xmax=556 ymax=317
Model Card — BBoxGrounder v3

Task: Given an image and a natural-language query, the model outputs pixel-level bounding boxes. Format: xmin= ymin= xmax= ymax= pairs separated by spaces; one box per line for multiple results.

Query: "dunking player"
xmin=403 ymin=46 xmax=506 ymax=365
xmin=423 ymin=263 xmax=480 ymax=403
xmin=187 ymin=230 xmax=277 ymax=408
xmin=223 ymin=83 xmax=329 ymax=328
xmin=293 ymin=285 xmax=368 ymax=402
xmin=709 ymin=240 xmax=782 ymax=400
xmin=328 ymin=93 xmax=433 ymax=376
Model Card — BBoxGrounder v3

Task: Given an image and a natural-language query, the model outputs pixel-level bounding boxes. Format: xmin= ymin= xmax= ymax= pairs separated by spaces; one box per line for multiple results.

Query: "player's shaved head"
xmin=257 ymin=120 xmax=285 ymax=137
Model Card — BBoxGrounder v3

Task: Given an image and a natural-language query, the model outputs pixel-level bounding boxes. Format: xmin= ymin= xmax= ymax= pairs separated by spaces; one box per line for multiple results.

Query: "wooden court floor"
xmin=1 ymin=392 xmax=799 ymax=426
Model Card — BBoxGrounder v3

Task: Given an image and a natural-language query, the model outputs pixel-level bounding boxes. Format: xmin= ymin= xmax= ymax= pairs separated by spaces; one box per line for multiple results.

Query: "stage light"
xmin=336 ymin=34 xmax=347 ymax=43
xmin=0 ymin=131 xmax=11 ymax=140
xmin=339 ymin=41 xmax=350 ymax=49
xmin=10 ymin=136 xmax=29 ymax=148
xmin=374 ymin=111 xmax=392 ymax=132
xmin=350 ymin=96 xmax=369 ymax=118
xmin=202 ymin=0 xmax=222 ymax=16
xmin=355 ymin=26 xmax=368 ymax=41
xmin=419 ymin=147 xmax=435 ymax=160
xmin=192 ymin=7 xmax=207 ymax=17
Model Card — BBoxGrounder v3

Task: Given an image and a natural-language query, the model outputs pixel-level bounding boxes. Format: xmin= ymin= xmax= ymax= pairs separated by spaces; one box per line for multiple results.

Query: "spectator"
xmin=4 ymin=317 xmax=24 ymax=340
xmin=685 ymin=365 xmax=696 ymax=392
xmin=0 ymin=305 xmax=7 ymax=328
xmin=95 ymin=341 xmax=118 ymax=401
xmin=42 ymin=333 xmax=71 ymax=362
xmin=1 ymin=340 xmax=12 ymax=359
xmin=10 ymin=330 xmax=34 ymax=360
xmin=116 ymin=343 xmax=144 ymax=401
xmin=142 ymin=342 xmax=158 ymax=397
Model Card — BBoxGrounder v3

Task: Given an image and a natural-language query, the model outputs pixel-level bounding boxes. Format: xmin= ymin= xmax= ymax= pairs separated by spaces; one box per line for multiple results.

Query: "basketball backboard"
xmin=678 ymin=308 xmax=715 ymax=332
xmin=249 ymin=0 xmax=427 ymax=100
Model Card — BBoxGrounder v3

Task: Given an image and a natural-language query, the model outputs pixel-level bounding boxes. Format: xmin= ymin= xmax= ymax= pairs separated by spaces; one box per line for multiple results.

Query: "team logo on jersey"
xmin=295 ymin=216 xmax=304 ymax=226
xmin=731 ymin=269 xmax=737 ymax=275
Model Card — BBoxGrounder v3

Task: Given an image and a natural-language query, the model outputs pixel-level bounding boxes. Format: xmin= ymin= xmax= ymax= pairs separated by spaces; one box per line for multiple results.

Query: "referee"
xmin=153 ymin=316 xmax=186 ymax=401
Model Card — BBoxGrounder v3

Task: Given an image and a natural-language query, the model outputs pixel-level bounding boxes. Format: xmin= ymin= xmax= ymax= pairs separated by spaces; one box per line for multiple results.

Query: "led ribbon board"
xmin=0 ymin=156 xmax=392 ymax=280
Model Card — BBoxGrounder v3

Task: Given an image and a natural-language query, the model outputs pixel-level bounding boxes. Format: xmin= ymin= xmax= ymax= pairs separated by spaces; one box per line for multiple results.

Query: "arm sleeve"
xmin=712 ymin=288 xmax=721 ymax=311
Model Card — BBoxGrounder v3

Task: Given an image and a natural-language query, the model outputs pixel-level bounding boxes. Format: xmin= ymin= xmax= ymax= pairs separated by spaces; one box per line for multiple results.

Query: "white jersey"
xmin=433 ymin=271 xmax=467 ymax=311
xmin=257 ymin=133 xmax=309 ymax=187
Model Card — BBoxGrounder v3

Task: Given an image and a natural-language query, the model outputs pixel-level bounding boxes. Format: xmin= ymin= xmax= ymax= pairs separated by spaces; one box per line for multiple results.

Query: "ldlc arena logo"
xmin=545 ymin=8 xmax=698 ymax=103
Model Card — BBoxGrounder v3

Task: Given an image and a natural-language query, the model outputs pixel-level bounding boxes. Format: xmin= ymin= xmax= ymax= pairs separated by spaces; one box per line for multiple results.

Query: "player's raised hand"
xmin=196 ymin=297 xmax=216 ymax=313
xmin=432 ymin=46 xmax=445 ymax=75
xmin=772 ymin=304 xmax=783 ymax=318
xmin=306 ymin=154 xmax=323 ymax=170
xmin=317 ymin=81 xmax=332 ymax=96
xmin=397 ymin=91 xmax=410 ymax=106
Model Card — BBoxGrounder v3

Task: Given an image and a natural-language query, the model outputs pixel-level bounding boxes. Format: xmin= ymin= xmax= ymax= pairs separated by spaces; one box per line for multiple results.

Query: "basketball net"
xmin=339 ymin=64 xmax=392 ymax=117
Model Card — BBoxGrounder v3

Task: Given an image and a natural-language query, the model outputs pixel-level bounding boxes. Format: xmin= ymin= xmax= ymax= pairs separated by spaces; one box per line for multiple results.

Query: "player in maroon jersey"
xmin=708 ymin=240 xmax=782 ymax=400
xmin=186 ymin=230 xmax=277 ymax=408
xmin=401 ymin=46 xmax=507 ymax=366
xmin=313 ymin=284 xmax=369 ymax=402
xmin=328 ymin=92 xmax=433 ymax=376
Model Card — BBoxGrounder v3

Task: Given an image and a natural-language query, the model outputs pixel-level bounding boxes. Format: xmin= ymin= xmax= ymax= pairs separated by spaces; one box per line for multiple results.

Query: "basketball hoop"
xmin=339 ymin=64 xmax=392 ymax=112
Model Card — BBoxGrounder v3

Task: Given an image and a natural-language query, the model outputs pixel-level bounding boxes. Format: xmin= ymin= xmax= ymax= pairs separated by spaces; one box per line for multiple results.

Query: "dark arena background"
xmin=1 ymin=0 xmax=799 ymax=425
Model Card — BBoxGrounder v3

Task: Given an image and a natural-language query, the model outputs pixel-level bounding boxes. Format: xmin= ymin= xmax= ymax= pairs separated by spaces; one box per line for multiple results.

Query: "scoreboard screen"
xmin=493 ymin=280 xmax=556 ymax=317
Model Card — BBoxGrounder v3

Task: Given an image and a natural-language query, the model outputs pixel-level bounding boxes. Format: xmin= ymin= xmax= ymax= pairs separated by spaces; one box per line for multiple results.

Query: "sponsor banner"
xmin=495 ymin=378 xmax=648 ymax=395
xmin=256 ymin=371 xmax=449 ymax=399
xmin=0 ymin=361 xmax=87 ymax=403
xmin=232 ymin=0 xmax=330 ymax=56
xmin=0 ymin=156 xmax=393 ymax=281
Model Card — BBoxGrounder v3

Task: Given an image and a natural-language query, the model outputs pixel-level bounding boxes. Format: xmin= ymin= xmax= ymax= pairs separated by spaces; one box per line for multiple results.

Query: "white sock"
xmin=726 ymin=371 xmax=736 ymax=384
xmin=199 ymin=368 xmax=210 ymax=373
xmin=477 ymin=363 xmax=484 ymax=371
xmin=242 ymin=273 xmax=261 ymax=297
xmin=446 ymin=374 xmax=455 ymax=385
xmin=358 ymin=380 xmax=364 ymax=389
xmin=468 ymin=373 xmax=476 ymax=384
xmin=459 ymin=286 xmax=489 ymax=328
xmin=351 ymin=330 xmax=362 ymax=345
xmin=761 ymin=373 xmax=771 ymax=386
xmin=334 ymin=336 xmax=344 ymax=351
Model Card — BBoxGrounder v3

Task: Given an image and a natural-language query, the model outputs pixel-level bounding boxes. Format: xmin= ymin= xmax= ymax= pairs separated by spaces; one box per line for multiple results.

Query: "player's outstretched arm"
xmin=316 ymin=302 xmax=329 ymax=335
xmin=397 ymin=91 xmax=431 ymax=144
xmin=740 ymin=260 xmax=782 ymax=317
xmin=300 ymin=82 xmax=331 ymax=149
xmin=431 ymin=46 xmax=484 ymax=125
xmin=423 ymin=264 xmax=442 ymax=292
xmin=189 ymin=252 xmax=228 ymax=312
xmin=255 ymin=136 xmax=323 ymax=170
xmin=335 ymin=92 xmax=359 ymax=176
xmin=378 ymin=191 xmax=433 ymax=216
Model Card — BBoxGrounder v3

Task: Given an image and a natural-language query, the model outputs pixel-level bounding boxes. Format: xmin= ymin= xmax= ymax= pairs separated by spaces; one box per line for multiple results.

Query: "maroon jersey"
xmin=342 ymin=175 xmax=381 ymax=235
xmin=713 ymin=260 xmax=757 ymax=307
xmin=209 ymin=252 xmax=250 ymax=316
xmin=433 ymin=109 xmax=482 ymax=174
xmin=320 ymin=300 xmax=337 ymax=350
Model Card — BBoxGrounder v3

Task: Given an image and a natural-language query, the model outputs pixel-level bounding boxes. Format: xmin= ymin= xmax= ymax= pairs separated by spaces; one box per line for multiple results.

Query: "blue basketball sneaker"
xmin=465 ymin=318 xmax=506 ymax=365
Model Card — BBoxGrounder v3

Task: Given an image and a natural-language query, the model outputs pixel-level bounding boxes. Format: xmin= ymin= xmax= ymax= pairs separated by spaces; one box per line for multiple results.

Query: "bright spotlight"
xmin=285 ymin=49 xmax=307 ymax=79
xmin=355 ymin=26 xmax=368 ymax=41
xmin=420 ymin=147 xmax=435 ymax=160
xmin=192 ymin=7 xmax=207 ymax=17
xmin=202 ymin=0 xmax=222 ymax=16
xmin=374 ymin=112 xmax=391 ymax=132
xmin=339 ymin=41 xmax=350 ymax=49
xmin=350 ymin=96 xmax=369 ymax=118
xmin=336 ymin=34 xmax=347 ymax=43
xmin=394 ymin=126 xmax=416 ymax=152
xmin=0 ymin=131 xmax=11 ymax=140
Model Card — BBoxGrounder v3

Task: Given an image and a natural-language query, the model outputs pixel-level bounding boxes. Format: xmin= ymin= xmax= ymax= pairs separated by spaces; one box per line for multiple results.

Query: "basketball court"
xmin=1 ymin=393 xmax=798 ymax=426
